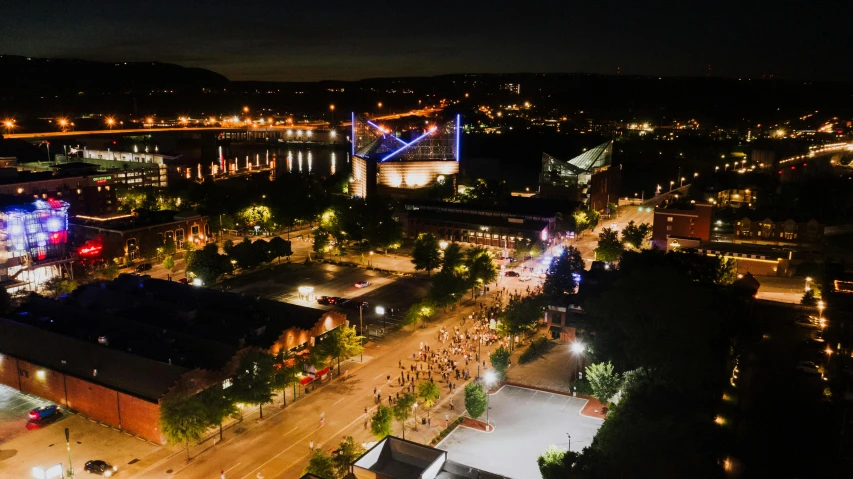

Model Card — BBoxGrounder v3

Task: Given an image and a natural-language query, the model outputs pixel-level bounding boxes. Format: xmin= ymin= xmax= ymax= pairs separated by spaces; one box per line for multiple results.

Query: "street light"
xmin=805 ymin=277 xmax=813 ymax=292
xmin=571 ymin=341 xmax=585 ymax=382
xmin=483 ymin=371 xmax=497 ymax=432
xmin=3 ymin=119 xmax=15 ymax=134
xmin=439 ymin=240 xmax=448 ymax=250
xmin=106 ymin=117 xmax=115 ymax=130
xmin=376 ymin=305 xmax=386 ymax=335
xmin=669 ymin=180 xmax=675 ymax=191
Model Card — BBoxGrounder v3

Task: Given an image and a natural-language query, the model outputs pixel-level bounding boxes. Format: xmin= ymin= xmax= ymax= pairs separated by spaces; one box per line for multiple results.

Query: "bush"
xmin=518 ymin=337 xmax=550 ymax=364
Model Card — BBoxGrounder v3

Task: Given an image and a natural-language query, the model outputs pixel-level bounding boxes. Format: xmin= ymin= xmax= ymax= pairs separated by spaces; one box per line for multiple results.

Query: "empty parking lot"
xmin=438 ymin=385 xmax=603 ymax=479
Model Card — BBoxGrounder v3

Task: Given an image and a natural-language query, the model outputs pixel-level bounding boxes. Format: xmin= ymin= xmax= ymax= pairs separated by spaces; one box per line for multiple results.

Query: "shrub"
xmin=518 ymin=337 xmax=550 ymax=364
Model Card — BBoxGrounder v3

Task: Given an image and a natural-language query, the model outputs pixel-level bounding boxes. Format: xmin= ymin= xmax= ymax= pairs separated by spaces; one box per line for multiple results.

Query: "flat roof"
xmin=406 ymin=197 xmax=567 ymax=220
xmin=70 ymin=210 xmax=202 ymax=231
xmin=12 ymin=276 xmax=332 ymax=372
xmin=0 ymin=318 xmax=190 ymax=401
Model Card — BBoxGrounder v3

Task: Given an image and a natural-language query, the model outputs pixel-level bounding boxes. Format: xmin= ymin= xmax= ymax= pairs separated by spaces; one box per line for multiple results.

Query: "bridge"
xmin=3 ymin=108 xmax=441 ymax=140
xmin=777 ymin=142 xmax=853 ymax=167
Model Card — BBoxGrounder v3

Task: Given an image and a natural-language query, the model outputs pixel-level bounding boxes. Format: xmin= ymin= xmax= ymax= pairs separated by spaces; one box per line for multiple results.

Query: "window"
xmin=191 ymin=225 xmax=199 ymax=236
xmin=175 ymin=229 xmax=185 ymax=247
xmin=667 ymin=217 xmax=673 ymax=222
xmin=666 ymin=225 xmax=672 ymax=231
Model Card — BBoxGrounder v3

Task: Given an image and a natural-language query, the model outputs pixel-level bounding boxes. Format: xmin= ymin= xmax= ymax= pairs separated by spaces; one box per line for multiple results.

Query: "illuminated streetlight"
xmin=571 ymin=342 xmax=585 ymax=355
xmin=669 ymin=180 xmax=675 ymax=191
xmin=439 ymin=240 xmax=448 ymax=250
xmin=243 ymin=106 xmax=250 ymax=113
xmin=105 ymin=117 xmax=115 ymax=130
xmin=329 ymin=104 xmax=335 ymax=111
xmin=3 ymin=119 xmax=14 ymax=134
xmin=483 ymin=371 xmax=497 ymax=431
xmin=805 ymin=277 xmax=813 ymax=292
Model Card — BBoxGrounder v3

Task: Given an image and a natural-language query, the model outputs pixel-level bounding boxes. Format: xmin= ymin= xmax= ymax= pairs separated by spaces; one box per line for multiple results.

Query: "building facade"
xmin=733 ymin=217 xmax=824 ymax=246
xmin=652 ymin=202 xmax=713 ymax=250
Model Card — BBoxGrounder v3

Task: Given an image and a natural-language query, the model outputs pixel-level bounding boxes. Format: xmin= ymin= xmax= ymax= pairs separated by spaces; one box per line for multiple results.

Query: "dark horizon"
xmin=1 ymin=1 xmax=851 ymax=82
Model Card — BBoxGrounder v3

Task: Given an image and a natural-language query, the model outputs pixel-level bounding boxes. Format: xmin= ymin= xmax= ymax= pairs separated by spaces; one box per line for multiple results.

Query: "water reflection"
xmin=189 ymin=145 xmax=348 ymax=178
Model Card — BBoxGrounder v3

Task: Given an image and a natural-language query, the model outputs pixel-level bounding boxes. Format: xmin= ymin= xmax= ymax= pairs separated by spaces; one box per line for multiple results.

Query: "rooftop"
xmin=352 ymin=437 xmax=510 ymax=479
xmin=12 ymin=276 xmax=331 ymax=371
xmin=0 ymin=317 xmax=190 ymax=401
xmin=407 ymin=209 xmax=550 ymax=233
xmin=70 ymin=209 xmax=202 ymax=230
xmin=406 ymin=197 xmax=568 ymax=220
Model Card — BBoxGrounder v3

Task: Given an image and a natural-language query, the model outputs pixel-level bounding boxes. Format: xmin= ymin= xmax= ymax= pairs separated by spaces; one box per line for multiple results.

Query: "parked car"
xmin=519 ymin=275 xmax=532 ymax=282
xmin=354 ymin=281 xmax=370 ymax=288
xmin=317 ymin=296 xmax=334 ymax=305
xmin=135 ymin=263 xmax=152 ymax=272
xmin=794 ymin=319 xmax=819 ymax=329
xmin=177 ymin=278 xmax=188 ymax=284
xmin=84 ymin=460 xmax=118 ymax=476
xmin=796 ymin=361 xmax=821 ymax=375
xmin=345 ymin=300 xmax=369 ymax=310
xmin=504 ymin=271 xmax=520 ymax=277
xmin=28 ymin=404 xmax=59 ymax=421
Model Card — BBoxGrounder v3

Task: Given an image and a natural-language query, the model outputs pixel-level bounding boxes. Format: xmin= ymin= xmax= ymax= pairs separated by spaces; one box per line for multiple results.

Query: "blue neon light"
xmin=381 ymin=128 xmax=436 ymax=162
xmin=367 ymin=120 xmax=409 ymax=146
xmin=456 ymin=114 xmax=461 ymax=162
xmin=351 ymin=112 xmax=355 ymax=156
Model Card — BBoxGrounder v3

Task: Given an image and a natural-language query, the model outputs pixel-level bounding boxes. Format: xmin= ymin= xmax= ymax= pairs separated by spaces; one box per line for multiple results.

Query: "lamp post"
xmin=359 ymin=303 xmax=365 ymax=362
xmin=65 ymin=427 xmax=74 ymax=478
xmin=376 ymin=306 xmax=386 ymax=336
xmin=483 ymin=371 xmax=496 ymax=432
xmin=805 ymin=277 xmax=813 ymax=292
xmin=571 ymin=341 xmax=585 ymax=382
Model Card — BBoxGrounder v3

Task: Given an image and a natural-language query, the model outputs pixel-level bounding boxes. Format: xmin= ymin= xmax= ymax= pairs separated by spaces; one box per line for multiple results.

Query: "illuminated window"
xmin=667 ymin=217 xmax=673 ymax=222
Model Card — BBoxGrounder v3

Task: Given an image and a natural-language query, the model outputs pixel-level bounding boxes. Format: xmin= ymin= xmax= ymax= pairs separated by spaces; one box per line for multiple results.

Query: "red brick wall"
xmin=17 ymin=359 xmax=68 ymax=407
xmin=119 ymin=393 xmax=162 ymax=443
xmin=65 ymin=375 xmax=120 ymax=426
xmin=0 ymin=354 xmax=21 ymax=391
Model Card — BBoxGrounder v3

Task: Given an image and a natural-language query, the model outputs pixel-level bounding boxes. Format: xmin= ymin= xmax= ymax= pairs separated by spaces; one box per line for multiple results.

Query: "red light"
xmin=778 ymin=170 xmax=782 ymax=174
xmin=791 ymin=166 xmax=795 ymax=170
xmin=113 ymin=141 xmax=117 ymax=145
xmin=49 ymin=232 xmax=66 ymax=244
xmin=29 ymin=412 xmax=37 ymax=419
xmin=47 ymin=198 xmax=63 ymax=209
xmin=803 ymin=163 xmax=807 ymax=166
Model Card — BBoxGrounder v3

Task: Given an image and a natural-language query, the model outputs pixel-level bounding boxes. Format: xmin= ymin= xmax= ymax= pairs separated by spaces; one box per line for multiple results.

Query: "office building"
xmin=652 ymin=200 xmax=713 ymax=250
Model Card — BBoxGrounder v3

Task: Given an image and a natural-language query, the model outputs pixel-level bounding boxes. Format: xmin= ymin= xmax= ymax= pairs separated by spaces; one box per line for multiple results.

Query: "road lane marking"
xmin=559 ymin=397 xmax=572 ymax=411
xmin=282 ymin=426 xmax=298 ymax=437
xmin=373 ymin=373 xmax=385 ymax=380
xmin=332 ymin=397 xmax=345 ymax=406
xmin=240 ymin=425 xmax=324 ymax=479
xmin=224 ymin=462 xmax=242 ymax=473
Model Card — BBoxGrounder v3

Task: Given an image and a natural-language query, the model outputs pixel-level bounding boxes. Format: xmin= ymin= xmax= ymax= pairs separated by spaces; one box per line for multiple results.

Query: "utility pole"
xmin=359 ymin=304 xmax=364 ymax=362
xmin=65 ymin=427 xmax=74 ymax=478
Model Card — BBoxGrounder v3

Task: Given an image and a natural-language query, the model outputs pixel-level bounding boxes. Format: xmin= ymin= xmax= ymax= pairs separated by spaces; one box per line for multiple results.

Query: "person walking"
xmin=309 ymin=440 xmax=314 ymax=452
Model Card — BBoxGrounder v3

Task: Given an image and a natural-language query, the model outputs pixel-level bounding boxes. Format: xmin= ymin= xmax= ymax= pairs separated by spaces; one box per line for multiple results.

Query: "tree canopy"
xmin=620 ymin=220 xmax=652 ymax=249
xmin=464 ymin=382 xmax=488 ymax=419
xmin=317 ymin=326 xmax=364 ymax=375
xmin=229 ymin=349 xmax=275 ymax=419
xmin=411 ymin=233 xmax=442 ymax=276
xmin=594 ymin=227 xmax=624 ymax=263
xmin=543 ymin=246 xmax=584 ymax=300
xmin=370 ymin=404 xmax=394 ymax=439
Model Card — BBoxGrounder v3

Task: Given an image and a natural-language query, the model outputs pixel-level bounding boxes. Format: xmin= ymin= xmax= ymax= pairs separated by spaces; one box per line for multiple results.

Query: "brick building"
xmin=70 ymin=210 xmax=211 ymax=261
xmin=0 ymin=276 xmax=348 ymax=443
xmin=652 ymin=201 xmax=713 ymax=250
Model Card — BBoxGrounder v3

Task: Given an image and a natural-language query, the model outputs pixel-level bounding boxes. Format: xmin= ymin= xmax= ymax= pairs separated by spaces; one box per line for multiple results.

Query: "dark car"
xmin=28 ymin=404 xmax=59 ymax=421
xmin=177 ymin=278 xmax=188 ymax=284
xmin=84 ymin=460 xmax=117 ymax=476
xmin=504 ymin=271 xmax=520 ymax=277
xmin=345 ymin=300 xmax=368 ymax=310
xmin=135 ymin=263 xmax=152 ymax=272
xmin=317 ymin=296 xmax=333 ymax=305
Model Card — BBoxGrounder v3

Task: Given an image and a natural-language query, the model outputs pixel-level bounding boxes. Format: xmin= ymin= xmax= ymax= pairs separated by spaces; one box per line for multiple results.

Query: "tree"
xmin=161 ymin=237 xmax=177 ymax=257
xmin=42 ymin=277 xmax=76 ymax=298
xmin=572 ymin=211 xmax=590 ymax=236
xmin=199 ymin=387 xmax=237 ymax=441
xmin=402 ymin=300 xmax=436 ymax=328
xmin=272 ymin=349 xmax=301 ymax=406
xmin=185 ymin=243 xmax=232 ymax=284
xmin=440 ymin=242 xmax=465 ymax=274
xmin=317 ymin=326 xmax=364 ymax=376
xmin=464 ymin=382 xmax=487 ymax=419
xmin=305 ymin=450 xmax=337 ymax=479
xmin=537 ymin=445 xmax=578 ymax=479
xmin=412 ymin=233 xmax=442 ymax=276
xmin=490 ymin=346 xmax=511 ymax=380
xmin=368 ymin=218 xmax=403 ymax=254
xmin=498 ymin=297 xmax=542 ymax=350
xmin=268 ymin=237 xmax=292 ymax=263
xmin=585 ymin=361 xmax=621 ymax=405
xmin=465 ymin=247 xmax=498 ymax=297
xmin=393 ymin=393 xmax=417 ymax=440
xmin=229 ymin=349 xmax=275 ymax=419
xmin=138 ymin=233 xmax=163 ymax=261
xmin=95 ymin=262 xmax=120 ymax=281
xmin=801 ymin=289 xmax=817 ymax=306
xmin=417 ymin=381 xmax=441 ymax=418
xmin=543 ymin=246 xmax=584 ymax=300
xmin=159 ymin=394 xmax=208 ymax=461
xmin=313 ymin=230 xmax=330 ymax=259
xmin=370 ymin=404 xmax=394 ymax=439
xmin=229 ymin=238 xmax=268 ymax=269
xmin=428 ymin=271 xmax=468 ymax=311
xmin=594 ymin=227 xmax=624 ymax=263
xmin=620 ymin=220 xmax=652 ymax=249
xmin=162 ymin=255 xmax=175 ymax=271
xmin=332 ymin=436 xmax=365 ymax=479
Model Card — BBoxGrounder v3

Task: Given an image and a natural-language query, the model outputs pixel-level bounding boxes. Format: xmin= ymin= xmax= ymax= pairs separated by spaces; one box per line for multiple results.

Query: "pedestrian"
xmin=309 ymin=440 xmax=314 ymax=452
xmin=428 ymin=417 xmax=431 ymax=427
xmin=450 ymin=399 xmax=454 ymax=410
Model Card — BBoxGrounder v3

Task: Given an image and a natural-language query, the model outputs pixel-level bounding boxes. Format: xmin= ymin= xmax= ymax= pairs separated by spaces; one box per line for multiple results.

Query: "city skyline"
xmin=1 ymin=1 xmax=851 ymax=82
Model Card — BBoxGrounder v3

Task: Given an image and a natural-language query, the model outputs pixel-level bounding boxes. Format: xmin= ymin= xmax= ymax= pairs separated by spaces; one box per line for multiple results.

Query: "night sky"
xmin=2 ymin=1 xmax=850 ymax=82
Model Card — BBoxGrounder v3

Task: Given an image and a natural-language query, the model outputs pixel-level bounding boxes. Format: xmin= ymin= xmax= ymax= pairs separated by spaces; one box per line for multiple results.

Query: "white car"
xmin=611 ymin=222 xmax=618 ymax=229
xmin=519 ymin=275 xmax=532 ymax=282
xmin=354 ymin=281 xmax=370 ymax=288
xmin=796 ymin=361 xmax=821 ymax=375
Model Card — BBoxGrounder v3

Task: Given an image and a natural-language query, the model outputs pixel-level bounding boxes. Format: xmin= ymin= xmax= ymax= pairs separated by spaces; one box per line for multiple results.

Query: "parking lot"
xmin=224 ymin=262 xmax=429 ymax=332
xmin=0 ymin=385 xmax=163 ymax=478
xmin=0 ymin=384 xmax=59 ymax=444
xmin=438 ymin=385 xmax=603 ymax=479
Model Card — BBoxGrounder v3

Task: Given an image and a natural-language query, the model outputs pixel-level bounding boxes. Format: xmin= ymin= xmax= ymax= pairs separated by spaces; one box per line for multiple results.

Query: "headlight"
xmin=113 ymin=466 xmax=118 ymax=471
xmin=104 ymin=471 xmax=112 ymax=477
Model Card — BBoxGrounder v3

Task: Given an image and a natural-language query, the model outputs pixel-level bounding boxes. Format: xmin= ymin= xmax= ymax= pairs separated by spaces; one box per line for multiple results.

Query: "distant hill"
xmin=0 ymin=55 xmax=229 ymax=96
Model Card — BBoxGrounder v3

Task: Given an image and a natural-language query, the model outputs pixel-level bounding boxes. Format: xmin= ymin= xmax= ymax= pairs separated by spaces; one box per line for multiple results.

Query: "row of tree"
xmin=185 ymin=236 xmax=294 ymax=284
xmin=593 ymin=220 xmax=652 ymax=263
xmin=160 ymin=326 xmax=363 ymax=460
